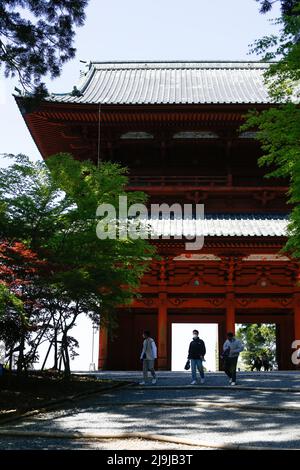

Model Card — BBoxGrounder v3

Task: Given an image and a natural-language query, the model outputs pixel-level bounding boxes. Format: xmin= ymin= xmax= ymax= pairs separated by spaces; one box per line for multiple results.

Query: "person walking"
xmin=251 ymin=356 xmax=262 ymax=371
xmin=222 ymin=332 xmax=244 ymax=386
xmin=262 ymin=354 xmax=270 ymax=371
xmin=187 ymin=329 xmax=206 ymax=385
xmin=139 ymin=330 xmax=157 ymax=385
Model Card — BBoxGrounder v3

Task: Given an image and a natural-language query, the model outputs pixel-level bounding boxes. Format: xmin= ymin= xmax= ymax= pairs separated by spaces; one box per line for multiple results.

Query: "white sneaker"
xmin=200 ymin=379 xmax=205 ymax=384
xmin=139 ymin=381 xmax=146 ymax=385
xmin=151 ymin=378 xmax=157 ymax=385
xmin=231 ymin=382 xmax=236 ymax=386
xmin=191 ymin=380 xmax=197 ymax=385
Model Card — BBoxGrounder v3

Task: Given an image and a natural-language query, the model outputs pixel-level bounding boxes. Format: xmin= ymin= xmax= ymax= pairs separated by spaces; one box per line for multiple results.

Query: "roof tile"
xmin=145 ymin=214 xmax=288 ymax=238
xmin=49 ymin=61 xmax=276 ymax=105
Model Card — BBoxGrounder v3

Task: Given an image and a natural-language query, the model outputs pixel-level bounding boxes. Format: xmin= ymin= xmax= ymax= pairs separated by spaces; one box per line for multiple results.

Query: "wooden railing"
xmin=128 ymin=175 xmax=288 ymax=188
xmin=128 ymin=175 xmax=230 ymax=187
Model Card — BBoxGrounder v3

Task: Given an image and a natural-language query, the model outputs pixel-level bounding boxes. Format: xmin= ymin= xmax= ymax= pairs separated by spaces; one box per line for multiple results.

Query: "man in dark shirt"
xmin=187 ymin=329 xmax=206 ymax=385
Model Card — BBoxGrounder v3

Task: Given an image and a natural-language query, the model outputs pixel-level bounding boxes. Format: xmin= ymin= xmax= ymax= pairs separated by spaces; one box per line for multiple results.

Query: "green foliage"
xmin=0 ymin=153 xmax=155 ymax=374
xmin=251 ymin=1 xmax=300 ymax=100
xmin=0 ymin=153 xmax=72 ymax=247
xmin=243 ymin=1 xmax=300 ymax=259
xmin=0 ymin=283 xmax=23 ymax=316
xmin=0 ymin=153 xmax=154 ymax=320
xmin=236 ymin=323 xmax=276 ymax=368
xmin=256 ymin=1 xmax=299 ymax=15
xmin=44 ymin=153 xmax=155 ymax=314
xmin=243 ymin=104 xmax=300 ymax=178
xmin=0 ymin=0 xmax=89 ymax=92
xmin=242 ymin=104 xmax=300 ymax=256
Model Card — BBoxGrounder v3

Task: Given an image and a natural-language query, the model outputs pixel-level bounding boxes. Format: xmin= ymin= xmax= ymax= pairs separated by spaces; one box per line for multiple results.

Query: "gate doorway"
xmin=235 ymin=323 xmax=277 ymax=371
xmin=171 ymin=323 xmax=219 ymax=371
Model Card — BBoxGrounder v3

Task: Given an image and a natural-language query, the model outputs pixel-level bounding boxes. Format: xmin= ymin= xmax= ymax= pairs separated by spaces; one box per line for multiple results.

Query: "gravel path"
xmin=1 ymin=372 xmax=299 ymax=450
xmin=0 ymin=436 xmax=211 ymax=450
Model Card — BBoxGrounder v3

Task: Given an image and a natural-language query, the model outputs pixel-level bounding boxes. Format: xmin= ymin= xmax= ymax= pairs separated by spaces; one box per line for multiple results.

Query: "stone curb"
xmin=133 ymin=384 xmax=300 ymax=393
xmin=0 ymin=429 xmax=297 ymax=451
xmin=0 ymin=381 xmax=133 ymax=426
xmin=93 ymin=372 xmax=300 ymax=379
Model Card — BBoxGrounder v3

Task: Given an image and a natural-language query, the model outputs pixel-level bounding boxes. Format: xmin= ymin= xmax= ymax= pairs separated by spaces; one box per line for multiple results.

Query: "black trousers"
xmin=224 ymin=357 xmax=238 ymax=382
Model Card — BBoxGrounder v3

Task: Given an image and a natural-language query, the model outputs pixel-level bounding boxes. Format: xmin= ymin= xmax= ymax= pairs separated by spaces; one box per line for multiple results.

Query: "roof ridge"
xmin=90 ymin=60 xmax=274 ymax=64
xmin=90 ymin=61 xmax=273 ymax=71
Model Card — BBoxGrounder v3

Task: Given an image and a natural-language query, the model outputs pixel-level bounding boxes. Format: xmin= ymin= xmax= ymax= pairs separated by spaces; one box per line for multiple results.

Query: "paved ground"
xmin=0 ymin=436 xmax=211 ymax=450
xmin=1 ymin=371 xmax=300 ymax=450
xmin=84 ymin=370 xmax=300 ymax=389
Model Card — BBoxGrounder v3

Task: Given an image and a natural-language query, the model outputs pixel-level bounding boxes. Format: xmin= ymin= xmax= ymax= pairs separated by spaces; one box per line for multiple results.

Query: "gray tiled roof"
xmin=143 ymin=214 xmax=289 ymax=237
xmin=50 ymin=61 xmax=275 ymax=105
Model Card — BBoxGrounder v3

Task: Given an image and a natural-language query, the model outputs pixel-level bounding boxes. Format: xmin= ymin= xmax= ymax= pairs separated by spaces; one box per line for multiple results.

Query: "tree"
xmin=242 ymin=1 xmax=300 ymax=258
xmin=236 ymin=323 xmax=276 ymax=369
xmin=0 ymin=0 xmax=89 ymax=93
xmin=252 ymin=1 xmax=300 ymax=99
xmin=257 ymin=1 xmax=300 ymax=15
xmin=0 ymin=153 xmax=155 ymax=376
xmin=0 ymin=240 xmax=44 ymax=372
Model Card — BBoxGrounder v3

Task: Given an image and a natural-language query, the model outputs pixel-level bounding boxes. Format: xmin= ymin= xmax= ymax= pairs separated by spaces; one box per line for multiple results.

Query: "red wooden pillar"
xmin=226 ymin=292 xmax=236 ymax=335
xmin=294 ymin=293 xmax=300 ymax=344
xmin=157 ymin=292 xmax=168 ymax=370
xmin=98 ymin=325 xmax=108 ymax=370
xmin=225 ymin=256 xmax=236 ymax=335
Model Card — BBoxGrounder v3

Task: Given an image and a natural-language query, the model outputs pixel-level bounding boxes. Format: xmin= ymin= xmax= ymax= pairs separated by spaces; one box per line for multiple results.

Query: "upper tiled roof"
xmin=49 ymin=61 xmax=275 ymax=105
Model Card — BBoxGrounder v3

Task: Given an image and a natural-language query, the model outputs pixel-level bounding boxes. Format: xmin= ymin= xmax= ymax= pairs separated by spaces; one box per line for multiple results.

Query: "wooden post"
xmin=294 ymin=293 xmax=300 ymax=344
xmin=98 ymin=325 xmax=108 ymax=370
xmin=226 ymin=292 xmax=235 ymax=335
xmin=225 ymin=256 xmax=236 ymax=335
xmin=157 ymin=292 xmax=168 ymax=370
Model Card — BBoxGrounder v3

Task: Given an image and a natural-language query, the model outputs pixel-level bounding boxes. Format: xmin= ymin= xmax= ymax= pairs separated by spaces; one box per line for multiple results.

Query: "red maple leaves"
xmin=0 ymin=241 xmax=45 ymax=304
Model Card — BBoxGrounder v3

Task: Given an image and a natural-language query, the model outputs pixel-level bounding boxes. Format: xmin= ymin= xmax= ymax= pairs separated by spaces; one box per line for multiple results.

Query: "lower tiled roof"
xmin=145 ymin=214 xmax=288 ymax=237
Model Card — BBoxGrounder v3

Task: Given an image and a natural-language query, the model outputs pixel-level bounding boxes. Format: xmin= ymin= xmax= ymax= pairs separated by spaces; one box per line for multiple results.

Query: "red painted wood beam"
xmin=226 ymin=292 xmax=236 ymax=334
xmin=157 ymin=292 xmax=168 ymax=370
xmin=98 ymin=326 xmax=108 ymax=370
xmin=294 ymin=293 xmax=300 ymax=344
xmin=130 ymin=296 xmax=293 ymax=310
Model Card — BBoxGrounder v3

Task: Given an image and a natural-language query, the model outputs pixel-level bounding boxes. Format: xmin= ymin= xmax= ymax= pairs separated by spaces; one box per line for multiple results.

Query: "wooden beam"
xmin=294 ymin=293 xmax=300 ymax=344
xmin=98 ymin=326 xmax=108 ymax=370
xmin=157 ymin=292 xmax=168 ymax=370
xmin=130 ymin=296 xmax=293 ymax=309
xmin=226 ymin=292 xmax=235 ymax=334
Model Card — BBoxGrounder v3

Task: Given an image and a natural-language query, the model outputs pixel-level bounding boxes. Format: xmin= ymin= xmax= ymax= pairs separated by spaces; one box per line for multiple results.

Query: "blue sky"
xmin=0 ymin=0 xmax=280 ymax=162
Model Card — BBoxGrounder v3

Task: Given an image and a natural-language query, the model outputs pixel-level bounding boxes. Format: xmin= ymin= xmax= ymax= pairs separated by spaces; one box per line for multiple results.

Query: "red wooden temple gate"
xmin=16 ymin=61 xmax=300 ymax=370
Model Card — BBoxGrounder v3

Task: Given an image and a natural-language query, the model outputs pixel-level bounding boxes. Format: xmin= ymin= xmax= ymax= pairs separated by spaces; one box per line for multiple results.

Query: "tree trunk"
xmin=8 ymin=347 xmax=13 ymax=371
xmin=53 ymin=328 xmax=58 ymax=370
xmin=58 ymin=352 xmax=63 ymax=372
xmin=60 ymin=309 xmax=79 ymax=379
xmin=28 ymin=319 xmax=52 ymax=367
xmin=17 ymin=331 xmax=26 ymax=376
xmin=62 ymin=334 xmax=71 ymax=379
xmin=41 ymin=339 xmax=53 ymax=371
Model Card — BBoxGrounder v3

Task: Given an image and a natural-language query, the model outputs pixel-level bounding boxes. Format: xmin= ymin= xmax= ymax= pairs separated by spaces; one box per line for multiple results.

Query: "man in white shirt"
xmin=222 ymin=332 xmax=244 ymax=386
xmin=139 ymin=330 xmax=157 ymax=385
